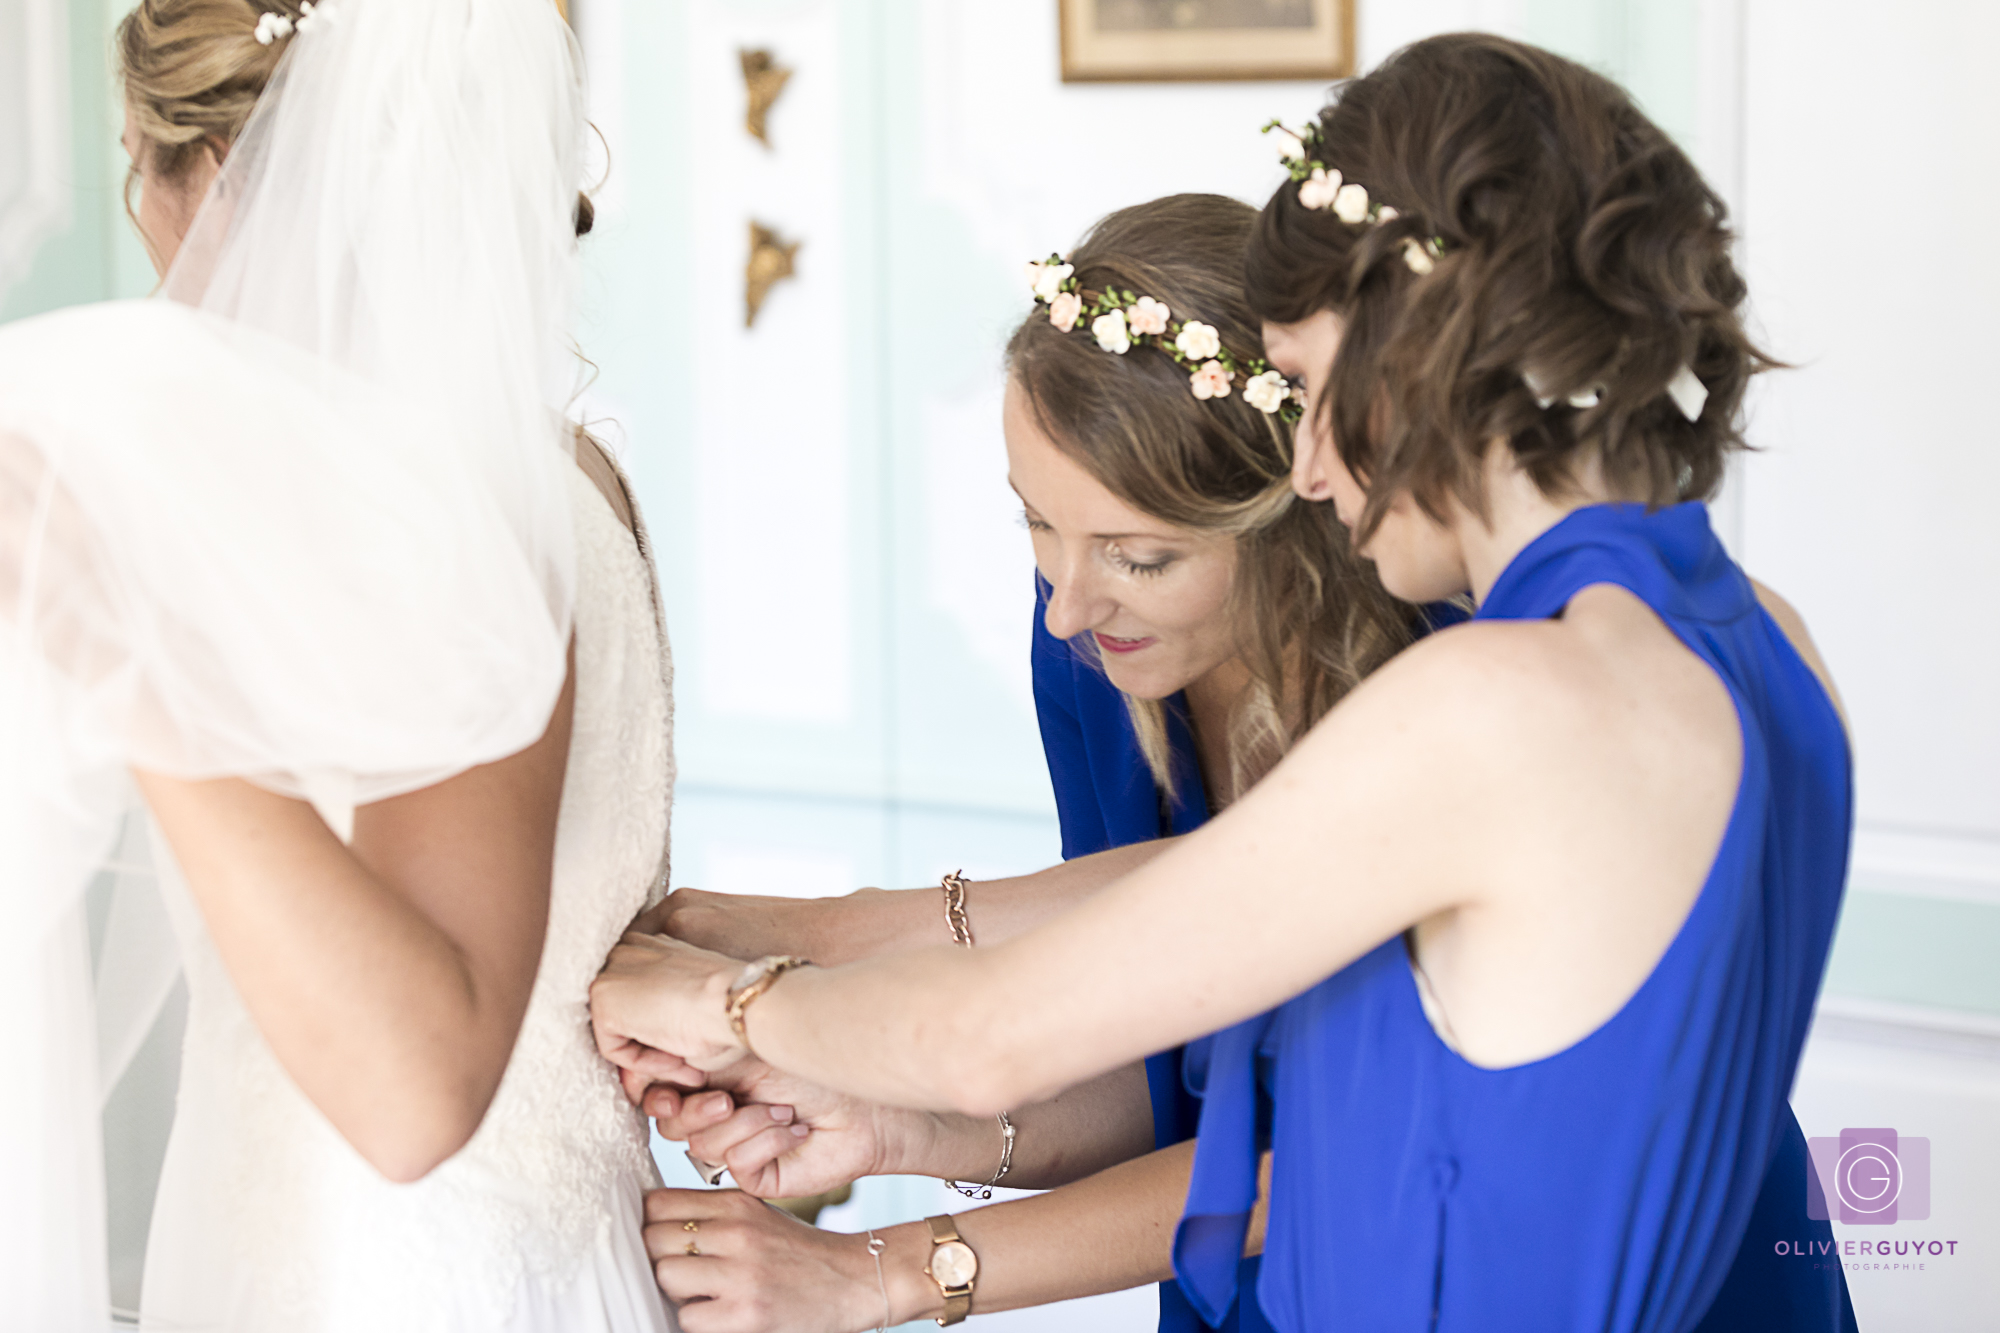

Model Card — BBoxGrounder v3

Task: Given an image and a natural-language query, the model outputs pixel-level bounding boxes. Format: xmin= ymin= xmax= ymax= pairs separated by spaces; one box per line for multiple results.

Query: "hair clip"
xmin=1523 ymin=363 xmax=1708 ymax=422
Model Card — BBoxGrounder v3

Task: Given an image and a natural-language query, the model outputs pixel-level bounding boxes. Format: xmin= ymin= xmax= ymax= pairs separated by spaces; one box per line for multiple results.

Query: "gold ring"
xmin=683 ymin=1220 xmax=700 ymax=1233
xmin=684 ymin=1240 xmax=701 ymax=1257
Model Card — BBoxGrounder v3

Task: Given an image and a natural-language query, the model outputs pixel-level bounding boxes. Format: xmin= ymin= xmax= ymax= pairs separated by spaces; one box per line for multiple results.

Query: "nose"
xmin=1041 ymin=559 xmax=1115 ymax=642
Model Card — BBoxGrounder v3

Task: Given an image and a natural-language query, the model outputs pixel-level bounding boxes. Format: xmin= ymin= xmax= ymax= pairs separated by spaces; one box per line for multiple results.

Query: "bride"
xmin=0 ymin=1 xmax=675 ymax=1329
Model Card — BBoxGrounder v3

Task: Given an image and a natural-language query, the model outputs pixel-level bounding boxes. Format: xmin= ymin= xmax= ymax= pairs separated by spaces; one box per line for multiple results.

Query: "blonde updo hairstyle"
xmin=116 ymin=0 xmax=594 ymax=235
xmin=1007 ymin=193 xmax=1420 ymax=803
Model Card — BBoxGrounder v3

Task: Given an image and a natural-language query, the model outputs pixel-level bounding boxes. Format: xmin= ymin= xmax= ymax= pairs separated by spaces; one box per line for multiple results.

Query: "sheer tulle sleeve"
xmin=0 ymin=0 xmax=589 ymax=1324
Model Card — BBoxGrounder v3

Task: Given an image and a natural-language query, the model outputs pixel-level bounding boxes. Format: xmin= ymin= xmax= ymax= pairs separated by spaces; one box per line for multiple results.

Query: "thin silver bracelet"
xmin=865 ymin=1230 xmax=890 ymax=1332
xmin=947 ymin=1111 xmax=1015 ymax=1200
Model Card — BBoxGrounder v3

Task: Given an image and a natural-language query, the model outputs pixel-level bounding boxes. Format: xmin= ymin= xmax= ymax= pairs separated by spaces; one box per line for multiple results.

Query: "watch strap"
xmin=924 ymin=1214 xmax=974 ymax=1326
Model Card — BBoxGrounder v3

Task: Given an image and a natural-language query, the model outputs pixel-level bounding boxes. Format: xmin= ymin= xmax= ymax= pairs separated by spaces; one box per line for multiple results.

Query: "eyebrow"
xmin=1007 ymin=479 xmax=1186 ymax=543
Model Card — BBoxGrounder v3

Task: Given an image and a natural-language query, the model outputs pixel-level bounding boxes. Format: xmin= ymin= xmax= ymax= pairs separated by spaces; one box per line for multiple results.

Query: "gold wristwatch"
xmin=923 ymin=1214 xmax=978 ymax=1326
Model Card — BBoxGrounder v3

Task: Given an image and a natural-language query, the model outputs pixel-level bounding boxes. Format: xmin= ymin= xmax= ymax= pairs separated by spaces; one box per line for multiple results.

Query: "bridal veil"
xmin=0 ymin=0 xmax=589 ymax=1323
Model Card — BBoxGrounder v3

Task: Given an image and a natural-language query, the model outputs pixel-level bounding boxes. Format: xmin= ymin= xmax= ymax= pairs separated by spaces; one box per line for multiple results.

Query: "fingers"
xmin=648 ymin=1086 xmax=740 ymax=1141
xmin=715 ymin=1122 xmax=817 ymax=1198
xmin=685 ymin=1103 xmax=806 ymax=1176
xmin=642 ymin=1190 xmax=820 ymax=1330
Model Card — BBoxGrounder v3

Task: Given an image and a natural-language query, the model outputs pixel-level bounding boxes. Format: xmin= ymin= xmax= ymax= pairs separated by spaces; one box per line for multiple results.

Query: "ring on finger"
xmin=683 ymin=1220 xmax=700 ymax=1233
xmin=684 ymin=1240 xmax=701 ymax=1257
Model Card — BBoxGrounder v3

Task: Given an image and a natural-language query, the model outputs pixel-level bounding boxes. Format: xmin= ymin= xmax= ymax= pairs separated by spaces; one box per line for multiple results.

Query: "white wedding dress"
xmin=139 ymin=463 xmax=680 ymax=1333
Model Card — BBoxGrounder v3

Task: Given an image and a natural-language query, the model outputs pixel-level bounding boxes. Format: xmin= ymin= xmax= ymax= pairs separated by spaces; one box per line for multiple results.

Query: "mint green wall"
xmin=0 ymin=0 xmax=154 ymax=324
xmin=1524 ymin=0 xmax=1699 ymax=152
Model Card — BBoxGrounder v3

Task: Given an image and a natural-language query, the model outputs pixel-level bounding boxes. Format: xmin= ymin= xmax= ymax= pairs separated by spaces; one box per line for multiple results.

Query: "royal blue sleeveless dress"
xmin=1169 ymin=503 xmax=1857 ymax=1332
xmin=1031 ymin=578 xmax=1472 ymax=1333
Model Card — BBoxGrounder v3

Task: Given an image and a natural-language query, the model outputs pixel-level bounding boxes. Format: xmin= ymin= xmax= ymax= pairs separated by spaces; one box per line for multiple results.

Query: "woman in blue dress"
xmin=628 ymin=192 xmax=1423 ymax=1331
xmin=594 ymin=32 xmax=1859 ymax=1332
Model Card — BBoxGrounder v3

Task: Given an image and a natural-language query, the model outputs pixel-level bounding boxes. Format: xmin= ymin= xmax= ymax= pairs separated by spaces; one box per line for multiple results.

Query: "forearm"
xmin=138 ymin=775 xmax=529 ymax=1177
xmin=879 ymin=1140 xmax=1196 ymax=1321
xmin=666 ymin=838 xmax=1176 ymax=967
xmin=892 ymin=1060 xmax=1155 ymax=1189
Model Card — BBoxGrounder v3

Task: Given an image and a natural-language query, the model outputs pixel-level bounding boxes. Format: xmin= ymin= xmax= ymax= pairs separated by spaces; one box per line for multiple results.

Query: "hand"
xmin=589 ymin=932 xmax=747 ymax=1078
xmin=643 ymin=1188 xmax=894 ymax=1333
xmin=651 ymin=886 xmax=844 ymax=964
xmin=643 ymin=1056 xmax=933 ymax=1200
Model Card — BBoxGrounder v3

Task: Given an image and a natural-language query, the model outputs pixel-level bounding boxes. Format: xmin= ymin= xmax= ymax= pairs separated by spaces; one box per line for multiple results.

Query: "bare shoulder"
xmin=572 ymin=428 xmax=637 ymax=535
xmin=1749 ymin=579 xmax=1848 ymax=730
xmin=1280 ymin=618 xmax=1608 ymax=800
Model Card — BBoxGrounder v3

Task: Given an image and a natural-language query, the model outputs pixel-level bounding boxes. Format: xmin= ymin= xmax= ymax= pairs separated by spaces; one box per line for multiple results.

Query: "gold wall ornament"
xmin=745 ymin=221 xmax=801 ymax=329
xmin=740 ymin=49 xmax=793 ymax=148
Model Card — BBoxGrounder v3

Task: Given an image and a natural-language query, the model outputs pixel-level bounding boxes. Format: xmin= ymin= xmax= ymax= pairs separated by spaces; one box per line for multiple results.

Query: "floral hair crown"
xmin=1025 ymin=257 xmax=1303 ymax=423
xmin=1258 ymin=117 xmax=1710 ymax=423
xmin=1264 ymin=119 xmax=1443 ymax=276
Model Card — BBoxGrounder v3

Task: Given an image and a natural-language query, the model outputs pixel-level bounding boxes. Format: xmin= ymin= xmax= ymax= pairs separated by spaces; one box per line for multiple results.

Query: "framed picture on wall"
xmin=1058 ymin=0 xmax=1354 ymax=83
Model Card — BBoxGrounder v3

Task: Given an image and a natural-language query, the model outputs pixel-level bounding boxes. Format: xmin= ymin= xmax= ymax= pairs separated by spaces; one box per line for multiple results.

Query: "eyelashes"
xmin=1108 ymin=544 xmax=1173 ymax=578
xmin=1021 ymin=510 xmax=1175 ymax=577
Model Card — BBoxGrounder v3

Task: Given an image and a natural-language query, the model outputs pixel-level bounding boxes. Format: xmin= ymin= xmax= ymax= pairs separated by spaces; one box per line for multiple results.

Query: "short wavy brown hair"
xmin=1247 ymin=32 xmax=1775 ymax=541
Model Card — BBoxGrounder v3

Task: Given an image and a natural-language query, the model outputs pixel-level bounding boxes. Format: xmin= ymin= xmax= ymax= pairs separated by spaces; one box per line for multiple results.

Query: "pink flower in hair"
xmin=1298 ymin=167 xmax=1342 ymax=211
xmin=1129 ymin=296 xmax=1171 ymax=336
xmin=1190 ymin=360 xmax=1234 ymax=401
xmin=1048 ymin=291 xmax=1083 ymax=333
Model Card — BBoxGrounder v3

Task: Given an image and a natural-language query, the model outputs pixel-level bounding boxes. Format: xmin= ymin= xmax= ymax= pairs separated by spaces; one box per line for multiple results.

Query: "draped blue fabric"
xmin=1030 ymin=577 xmax=1272 ymax=1333
xmin=1171 ymin=504 xmax=1857 ymax=1332
xmin=1030 ymin=576 xmax=1470 ymax=1333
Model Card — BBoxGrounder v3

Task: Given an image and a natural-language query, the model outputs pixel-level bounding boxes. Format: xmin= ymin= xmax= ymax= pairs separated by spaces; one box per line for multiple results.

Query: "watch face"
xmin=930 ymin=1239 xmax=978 ymax=1287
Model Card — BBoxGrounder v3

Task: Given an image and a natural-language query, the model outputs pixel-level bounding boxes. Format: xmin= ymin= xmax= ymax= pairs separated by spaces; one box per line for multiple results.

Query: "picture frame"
xmin=1058 ymin=0 xmax=1354 ymax=83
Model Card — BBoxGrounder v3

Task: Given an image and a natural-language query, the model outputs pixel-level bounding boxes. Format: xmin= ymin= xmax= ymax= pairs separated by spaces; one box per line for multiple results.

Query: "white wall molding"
xmin=0 ymin=0 xmax=71 ymax=302
xmin=1813 ymin=994 xmax=2000 ymax=1064
xmin=1850 ymin=824 xmax=2000 ymax=909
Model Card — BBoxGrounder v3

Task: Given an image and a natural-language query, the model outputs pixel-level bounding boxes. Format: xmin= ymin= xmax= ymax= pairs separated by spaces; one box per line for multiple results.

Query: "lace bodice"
xmin=143 ymin=465 xmax=676 ymax=1332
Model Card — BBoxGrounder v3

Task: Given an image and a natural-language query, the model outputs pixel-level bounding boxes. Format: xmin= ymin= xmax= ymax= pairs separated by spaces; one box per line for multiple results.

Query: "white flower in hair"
xmin=1402 ymin=238 xmax=1436 ymax=275
xmin=254 ymin=10 xmax=295 ymax=43
xmin=1092 ymin=309 xmax=1132 ymax=355
xmin=1332 ymin=182 xmax=1370 ymax=225
xmin=1298 ymin=167 xmax=1342 ymax=211
xmin=1030 ymin=261 xmax=1074 ymax=303
xmin=1129 ymin=296 xmax=1171 ymax=336
xmin=1377 ymin=206 xmax=1400 ymax=223
xmin=1190 ymin=360 xmax=1234 ymax=401
xmin=1244 ymin=370 xmax=1290 ymax=414
xmin=1048 ymin=290 xmax=1083 ymax=333
xmin=1175 ymin=321 xmax=1222 ymax=361
xmin=1276 ymin=131 xmax=1306 ymax=163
